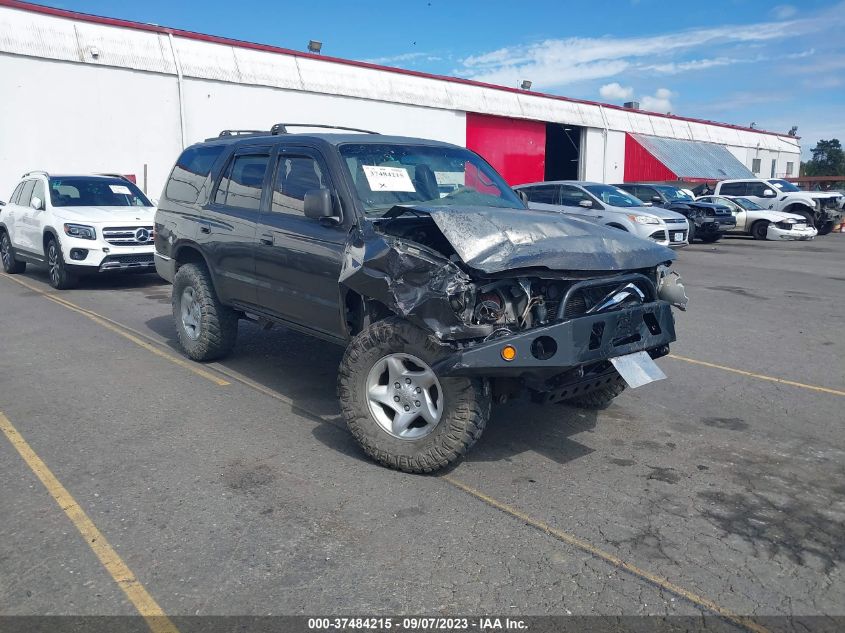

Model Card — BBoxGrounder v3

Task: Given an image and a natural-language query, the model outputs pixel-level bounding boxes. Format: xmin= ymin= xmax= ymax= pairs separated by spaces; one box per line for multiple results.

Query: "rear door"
xmin=13 ymin=179 xmax=36 ymax=252
xmin=203 ymin=146 xmax=271 ymax=307
xmin=254 ymin=146 xmax=348 ymax=338
xmin=2 ymin=182 xmax=24 ymax=245
xmin=22 ymin=179 xmax=47 ymax=255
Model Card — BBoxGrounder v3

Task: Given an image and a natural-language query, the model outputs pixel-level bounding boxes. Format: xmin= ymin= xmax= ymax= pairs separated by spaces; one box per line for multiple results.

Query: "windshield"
xmin=769 ymin=179 xmax=801 ymax=192
xmin=338 ymin=143 xmax=523 ymax=215
xmin=733 ymin=197 xmax=764 ymax=210
xmin=49 ymin=177 xmax=153 ymax=208
xmin=654 ymin=185 xmax=693 ymax=201
xmin=583 ymin=184 xmax=644 ymax=208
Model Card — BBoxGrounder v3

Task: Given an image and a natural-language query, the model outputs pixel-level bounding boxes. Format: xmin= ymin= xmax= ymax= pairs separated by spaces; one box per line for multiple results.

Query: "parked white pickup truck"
xmin=702 ymin=179 xmax=842 ymax=235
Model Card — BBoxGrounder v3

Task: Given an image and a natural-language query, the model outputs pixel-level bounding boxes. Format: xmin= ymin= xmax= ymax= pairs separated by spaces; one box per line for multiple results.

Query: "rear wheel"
xmin=0 ymin=231 xmax=26 ymax=274
xmin=46 ymin=237 xmax=78 ymax=289
xmin=338 ymin=317 xmax=491 ymax=473
xmin=172 ymin=263 xmax=239 ymax=361
xmin=750 ymin=220 xmax=769 ymax=240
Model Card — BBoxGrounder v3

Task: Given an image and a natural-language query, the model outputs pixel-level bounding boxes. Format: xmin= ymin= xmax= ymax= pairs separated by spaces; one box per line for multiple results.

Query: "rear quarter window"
xmin=165 ymin=145 xmax=226 ymax=204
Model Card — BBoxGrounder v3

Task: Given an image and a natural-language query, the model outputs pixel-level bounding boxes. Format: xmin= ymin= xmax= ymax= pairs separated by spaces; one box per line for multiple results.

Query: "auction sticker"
xmin=362 ymin=165 xmax=416 ymax=192
xmin=109 ymin=184 xmax=132 ymax=195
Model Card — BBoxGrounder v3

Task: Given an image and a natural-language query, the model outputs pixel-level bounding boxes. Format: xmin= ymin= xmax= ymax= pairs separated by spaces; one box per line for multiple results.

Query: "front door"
xmin=254 ymin=147 xmax=348 ymax=339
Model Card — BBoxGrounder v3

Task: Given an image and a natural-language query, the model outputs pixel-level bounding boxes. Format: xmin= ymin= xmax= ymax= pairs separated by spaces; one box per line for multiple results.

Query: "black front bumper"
xmin=697 ymin=217 xmax=736 ymax=234
xmin=434 ymin=300 xmax=676 ymax=378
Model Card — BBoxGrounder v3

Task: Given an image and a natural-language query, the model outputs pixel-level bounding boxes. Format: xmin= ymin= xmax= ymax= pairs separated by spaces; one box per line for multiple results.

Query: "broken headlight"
xmin=656 ymin=264 xmax=689 ymax=311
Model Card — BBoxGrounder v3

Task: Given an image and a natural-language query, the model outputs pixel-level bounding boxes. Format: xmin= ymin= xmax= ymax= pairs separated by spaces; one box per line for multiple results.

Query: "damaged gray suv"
xmin=155 ymin=125 xmax=688 ymax=473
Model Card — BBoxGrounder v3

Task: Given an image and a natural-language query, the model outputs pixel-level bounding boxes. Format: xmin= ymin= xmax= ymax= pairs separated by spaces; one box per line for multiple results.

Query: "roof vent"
xmin=623 ymin=101 xmax=640 ymax=110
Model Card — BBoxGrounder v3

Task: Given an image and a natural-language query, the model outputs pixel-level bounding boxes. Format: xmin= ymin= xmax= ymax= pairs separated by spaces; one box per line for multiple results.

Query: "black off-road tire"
xmin=338 ymin=317 xmax=491 ymax=473
xmin=817 ymin=221 xmax=834 ymax=236
xmin=0 ymin=231 xmax=26 ymax=274
xmin=750 ymin=220 xmax=769 ymax=240
xmin=566 ymin=379 xmax=627 ymax=410
xmin=172 ymin=263 xmax=239 ymax=361
xmin=46 ymin=236 xmax=78 ymax=289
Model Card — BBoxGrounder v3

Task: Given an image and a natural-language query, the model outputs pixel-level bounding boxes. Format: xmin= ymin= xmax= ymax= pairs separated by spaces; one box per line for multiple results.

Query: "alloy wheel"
xmin=365 ymin=353 xmax=444 ymax=439
xmin=180 ymin=286 xmax=202 ymax=341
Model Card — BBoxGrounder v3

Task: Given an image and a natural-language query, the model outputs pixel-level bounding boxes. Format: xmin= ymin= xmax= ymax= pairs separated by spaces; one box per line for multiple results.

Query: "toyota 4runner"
xmin=155 ymin=125 xmax=688 ymax=472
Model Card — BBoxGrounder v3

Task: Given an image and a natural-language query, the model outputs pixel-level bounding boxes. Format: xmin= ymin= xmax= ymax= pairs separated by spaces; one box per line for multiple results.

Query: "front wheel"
xmin=338 ymin=317 xmax=491 ymax=473
xmin=46 ymin=237 xmax=78 ymax=289
xmin=172 ymin=263 xmax=239 ymax=361
xmin=817 ymin=221 xmax=835 ymax=236
xmin=0 ymin=231 xmax=26 ymax=274
xmin=751 ymin=220 xmax=770 ymax=240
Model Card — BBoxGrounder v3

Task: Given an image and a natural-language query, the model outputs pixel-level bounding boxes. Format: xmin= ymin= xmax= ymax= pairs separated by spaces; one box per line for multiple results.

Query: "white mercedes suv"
xmin=0 ymin=172 xmax=156 ymax=289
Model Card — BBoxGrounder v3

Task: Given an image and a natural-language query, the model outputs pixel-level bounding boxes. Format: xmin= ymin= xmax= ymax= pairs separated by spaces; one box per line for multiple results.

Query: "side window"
xmin=214 ymin=153 xmax=270 ymax=210
xmin=9 ymin=182 xmax=24 ymax=204
xmin=747 ymin=182 xmax=775 ymax=197
xmin=18 ymin=180 xmax=36 ymax=207
xmin=631 ymin=186 xmax=652 ymax=202
xmin=719 ymin=182 xmax=746 ymax=196
xmin=166 ymin=145 xmax=226 ymax=204
xmin=523 ymin=185 xmax=559 ymax=204
xmin=751 ymin=158 xmax=761 ymax=174
xmin=32 ymin=180 xmax=46 ymax=207
xmin=271 ymin=155 xmax=327 ymax=216
xmin=559 ymin=185 xmax=590 ymax=207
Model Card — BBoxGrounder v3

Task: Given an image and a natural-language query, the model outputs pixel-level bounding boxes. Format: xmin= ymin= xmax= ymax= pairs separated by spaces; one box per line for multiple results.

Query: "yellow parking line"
xmin=1 ymin=274 xmax=229 ymax=387
xmin=443 ymin=475 xmax=772 ymax=633
xmin=668 ymin=354 xmax=845 ymax=397
xmin=0 ymin=411 xmax=179 ymax=633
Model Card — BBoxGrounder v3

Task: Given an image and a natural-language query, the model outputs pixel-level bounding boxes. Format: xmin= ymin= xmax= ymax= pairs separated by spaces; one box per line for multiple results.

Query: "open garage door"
xmin=545 ymin=123 xmax=582 ymax=181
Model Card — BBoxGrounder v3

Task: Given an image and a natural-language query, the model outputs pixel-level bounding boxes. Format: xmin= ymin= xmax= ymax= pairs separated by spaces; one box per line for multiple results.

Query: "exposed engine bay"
xmin=343 ymin=210 xmax=688 ymax=343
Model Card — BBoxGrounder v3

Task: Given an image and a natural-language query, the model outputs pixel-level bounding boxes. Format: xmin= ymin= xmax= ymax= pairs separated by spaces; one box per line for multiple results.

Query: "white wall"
xmin=180 ymin=79 xmax=466 ymax=149
xmin=0 ymin=56 xmax=183 ymax=201
xmin=582 ymin=128 xmax=625 ymax=183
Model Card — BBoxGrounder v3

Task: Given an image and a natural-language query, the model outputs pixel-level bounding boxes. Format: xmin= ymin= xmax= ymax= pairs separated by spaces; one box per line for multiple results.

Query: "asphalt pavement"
xmin=0 ymin=235 xmax=843 ymax=630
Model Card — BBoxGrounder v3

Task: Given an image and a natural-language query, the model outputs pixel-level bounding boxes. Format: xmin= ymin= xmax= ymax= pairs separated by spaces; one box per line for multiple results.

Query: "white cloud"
xmin=454 ymin=3 xmax=844 ymax=90
xmin=771 ymin=4 xmax=798 ymax=20
xmin=599 ymin=82 xmax=634 ymax=100
xmin=640 ymin=88 xmax=674 ymax=113
xmin=363 ymin=52 xmax=429 ymax=65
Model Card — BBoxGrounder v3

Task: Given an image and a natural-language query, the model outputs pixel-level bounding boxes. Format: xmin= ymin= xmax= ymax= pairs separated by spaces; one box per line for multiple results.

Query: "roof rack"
xmin=22 ymin=170 xmax=49 ymax=178
xmin=270 ymin=123 xmax=379 ymax=135
xmin=218 ymin=129 xmax=269 ymax=138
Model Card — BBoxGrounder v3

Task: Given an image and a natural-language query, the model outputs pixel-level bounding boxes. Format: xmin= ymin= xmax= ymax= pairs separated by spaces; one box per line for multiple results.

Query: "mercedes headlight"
xmin=64 ymin=223 xmax=96 ymax=240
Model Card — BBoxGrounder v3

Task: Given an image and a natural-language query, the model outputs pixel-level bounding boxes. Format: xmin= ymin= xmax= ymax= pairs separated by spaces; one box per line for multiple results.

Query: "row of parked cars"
xmin=515 ymin=178 xmax=843 ymax=247
xmin=0 ymin=125 xmax=839 ymax=473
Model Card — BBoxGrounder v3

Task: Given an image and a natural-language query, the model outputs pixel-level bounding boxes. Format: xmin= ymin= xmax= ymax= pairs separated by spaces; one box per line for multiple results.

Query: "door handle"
xmin=259 ymin=234 xmax=274 ymax=246
xmin=200 ymin=225 xmax=211 ymax=234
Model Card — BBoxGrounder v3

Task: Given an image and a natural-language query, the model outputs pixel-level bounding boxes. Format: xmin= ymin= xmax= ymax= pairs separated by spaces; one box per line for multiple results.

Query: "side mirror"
xmin=578 ymin=199 xmax=593 ymax=208
xmin=651 ymin=196 xmax=662 ymax=204
xmin=30 ymin=196 xmax=44 ymax=211
xmin=515 ymin=189 xmax=528 ymax=204
xmin=304 ymin=188 xmax=336 ymax=220
xmin=0 ymin=200 xmax=5 ymax=207
xmin=763 ymin=189 xmax=776 ymax=197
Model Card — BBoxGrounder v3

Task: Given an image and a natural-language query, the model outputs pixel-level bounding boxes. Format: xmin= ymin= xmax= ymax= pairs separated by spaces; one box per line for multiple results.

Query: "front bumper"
xmin=766 ymin=225 xmax=818 ymax=241
xmin=154 ymin=252 xmax=176 ymax=282
xmin=59 ymin=236 xmax=156 ymax=273
xmin=434 ymin=300 xmax=676 ymax=379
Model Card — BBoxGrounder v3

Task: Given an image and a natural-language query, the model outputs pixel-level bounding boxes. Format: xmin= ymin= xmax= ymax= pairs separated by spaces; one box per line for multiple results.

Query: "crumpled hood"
xmin=646 ymin=206 xmax=690 ymax=221
xmin=54 ymin=206 xmax=156 ymax=224
xmin=383 ymin=205 xmax=676 ymax=274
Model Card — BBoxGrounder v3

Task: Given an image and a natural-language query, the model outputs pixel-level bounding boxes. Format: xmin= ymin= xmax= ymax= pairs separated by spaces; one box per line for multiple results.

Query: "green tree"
xmin=802 ymin=139 xmax=845 ymax=176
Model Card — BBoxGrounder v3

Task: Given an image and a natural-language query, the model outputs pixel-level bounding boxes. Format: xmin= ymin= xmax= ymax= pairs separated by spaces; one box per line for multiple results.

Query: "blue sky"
xmin=51 ymin=0 xmax=845 ymax=157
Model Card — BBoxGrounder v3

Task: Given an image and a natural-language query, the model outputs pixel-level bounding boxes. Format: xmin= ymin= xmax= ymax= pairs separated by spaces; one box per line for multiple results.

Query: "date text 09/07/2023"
xmin=307 ymin=617 xmax=529 ymax=631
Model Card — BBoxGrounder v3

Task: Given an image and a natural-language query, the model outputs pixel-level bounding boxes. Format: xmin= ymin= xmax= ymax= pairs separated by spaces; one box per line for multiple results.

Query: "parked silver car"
xmin=514 ymin=181 xmax=689 ymax=248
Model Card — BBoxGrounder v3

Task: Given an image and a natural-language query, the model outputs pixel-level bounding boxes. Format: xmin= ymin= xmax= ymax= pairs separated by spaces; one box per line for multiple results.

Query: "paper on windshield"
xmin=362 ymin=165 xmax=416 ymax=192
xmin=109 ymin=185 xmax=132 ymax=195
